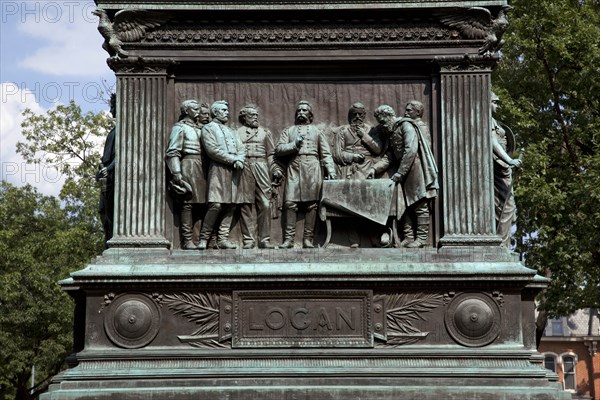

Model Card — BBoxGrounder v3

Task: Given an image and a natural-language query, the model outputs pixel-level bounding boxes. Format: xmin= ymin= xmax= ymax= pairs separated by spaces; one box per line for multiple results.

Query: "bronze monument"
xmin=42 ymin=1 xmax=567 ymax=399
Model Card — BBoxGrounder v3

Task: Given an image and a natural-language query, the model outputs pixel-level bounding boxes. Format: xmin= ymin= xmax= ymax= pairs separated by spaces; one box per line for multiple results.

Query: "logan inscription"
xmin=233 ymin=290 xmax=372 ymax=348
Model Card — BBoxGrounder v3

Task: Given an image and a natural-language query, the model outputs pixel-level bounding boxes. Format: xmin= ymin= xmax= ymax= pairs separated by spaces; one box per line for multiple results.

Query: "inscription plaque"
xmin=232 ymin=290 xmax=372 ymax=348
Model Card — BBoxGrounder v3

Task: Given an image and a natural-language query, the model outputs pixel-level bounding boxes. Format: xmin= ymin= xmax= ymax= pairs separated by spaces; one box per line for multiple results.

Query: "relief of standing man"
xmin=276 ymin=100 xmax=336 ymax=249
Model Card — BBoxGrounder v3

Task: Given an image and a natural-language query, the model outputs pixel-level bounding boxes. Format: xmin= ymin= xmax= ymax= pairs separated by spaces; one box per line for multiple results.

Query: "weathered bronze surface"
xmin=165 ymin=99 xmax=209 ymax=250
xmin=95 ymin=93 xmax=116 ymax=248
xmin=236 ymin=105 xmax=279 ymax=249
xmin=491 ymin=92 xmax=523 ymax=248
xmin=198 ymin=100 xmax=245 ymax=250
xmin=276 ymin=101 xmax=336 ymax=249
xmin=232 ymin=290 xmax=372 ymax=348
xmin=42 ymin=1 xmax=567 ymax=399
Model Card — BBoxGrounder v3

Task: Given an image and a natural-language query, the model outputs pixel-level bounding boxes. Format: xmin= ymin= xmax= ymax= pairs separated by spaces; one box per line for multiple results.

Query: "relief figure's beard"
xmin=384 ymin=121 xmax=395 ymax=132
xmin=350 ymin=117 xmax=365 ymax=126
xmin=296 ymin=115 xmax=309 ymax=124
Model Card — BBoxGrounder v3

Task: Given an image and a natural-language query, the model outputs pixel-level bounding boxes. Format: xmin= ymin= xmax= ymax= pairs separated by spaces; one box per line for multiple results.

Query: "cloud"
xmin=1 ymin=82 xmax=65 ymax=196
xmin=17 ymin=2 xmax=110 ymax=77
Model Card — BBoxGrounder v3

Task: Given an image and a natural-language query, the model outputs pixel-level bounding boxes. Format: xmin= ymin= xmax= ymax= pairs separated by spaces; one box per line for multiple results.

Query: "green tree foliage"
xmin=494 ymin=0 xmax=600 ymax=317
xmin=18 ymin=100 xmax=113 ymax=230
xmin=1 ymin=101 xmax=111 ymax=399
xmin=0 ymin=183 xmax=93 ymax=399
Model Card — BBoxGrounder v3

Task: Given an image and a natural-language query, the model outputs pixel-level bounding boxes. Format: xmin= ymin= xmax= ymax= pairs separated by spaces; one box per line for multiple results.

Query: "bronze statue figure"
xmin=437 ymin=5 xmax=513 ymax=55
xmin=236 ymin=105 xmax=280 ymax=249
xmin=331 ymin=102 xmax=388 ymax=247
xmin=332 ymin=102 xmax=387 ymax=180
xmin=92 ymin=8 xmax=171 ymax=59
xmin=276 ymin=100 xmax=336 ymax=248
xmin=370 ymin=102 xmax=438 ymax=248
xmin=491 ymin=92 xmax=522 ymax=248
xmin=96 ymin=93 xmax=117 ymax=249
xmin=198 ymin=100 xmax=246 ymax=250
xmin=165 ymin=100 xmax=210 ymax=250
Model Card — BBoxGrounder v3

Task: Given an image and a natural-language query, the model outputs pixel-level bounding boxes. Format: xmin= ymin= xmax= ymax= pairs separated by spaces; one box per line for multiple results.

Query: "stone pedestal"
xmin=43 ymin=249 xmax=568 ymax=399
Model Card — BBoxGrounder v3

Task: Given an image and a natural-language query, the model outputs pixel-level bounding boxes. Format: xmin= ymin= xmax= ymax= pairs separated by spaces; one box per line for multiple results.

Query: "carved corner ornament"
xmin=436 ymin=6 xmax=513 ymax=55
xmin=93 ymin=8 xmax=173 ymax=59
xmin=108 ymin=56 xmax=178 ymax=75
xmin=434 ymin=54 xmax=498 ymax=73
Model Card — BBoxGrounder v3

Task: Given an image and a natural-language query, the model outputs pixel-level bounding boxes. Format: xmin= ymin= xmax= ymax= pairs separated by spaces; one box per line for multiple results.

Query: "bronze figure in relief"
xmin=332 ymin=102 xmax=387 ymax=180
xmin=236 ymin=105 xmax=280 ymax=249
xmin=165 ymin=100 xmax=210 ymax=250
xmin=331 ymin=102 xmax=389 ymax=247
xmin=370 ymin=102 xmax=438 ymax=248
xmin=491 ymin=92 xmax=521 ymax=248
xmin=276 ymin=101 xmax=336 ymax=249
xmin=198 ymin=100 xmax=246 ymax=250
xmin=96 ymin=93 xmax=117 ymax=248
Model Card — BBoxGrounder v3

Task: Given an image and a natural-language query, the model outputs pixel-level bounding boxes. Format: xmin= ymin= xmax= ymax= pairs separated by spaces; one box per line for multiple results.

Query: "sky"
xmin=0 ymin=0 xmax=115 ymax=196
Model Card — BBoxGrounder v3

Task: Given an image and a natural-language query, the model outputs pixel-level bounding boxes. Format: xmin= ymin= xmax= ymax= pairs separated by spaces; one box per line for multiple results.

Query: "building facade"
xmin=540 ymin=308 xmax=600 ymax=399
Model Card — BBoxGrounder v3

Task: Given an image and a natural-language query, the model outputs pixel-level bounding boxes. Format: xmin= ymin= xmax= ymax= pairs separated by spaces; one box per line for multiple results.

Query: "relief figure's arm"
xmin=276 ymin=127 xmax=300 ymax=156
xmin=396 ymin=122 xmax=419 ymax=177
xmin=201 ymin=126 xmax=239 ymax=166
xmin=165 ymin=125 xmax=184 ymax=175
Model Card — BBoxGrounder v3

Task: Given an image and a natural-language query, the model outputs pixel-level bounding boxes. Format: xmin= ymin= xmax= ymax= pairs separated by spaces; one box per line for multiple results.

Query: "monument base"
xmin=42 ymin=248 xmax=569 ymax=400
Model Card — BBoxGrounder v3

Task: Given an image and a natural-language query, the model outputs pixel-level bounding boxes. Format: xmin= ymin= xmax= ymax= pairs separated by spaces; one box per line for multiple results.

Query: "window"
xmin=562 ymin=355 xmax=576 ymax=391
xmin=543 ymin=355 xmax=557 ymax=372
xmin=551 ymin=320 xmax=564 ymax=336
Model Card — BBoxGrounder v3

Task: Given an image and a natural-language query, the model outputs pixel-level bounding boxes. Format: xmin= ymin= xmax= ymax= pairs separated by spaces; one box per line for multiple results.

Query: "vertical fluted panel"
xmin=110 ymin=72 xmax=169 ymax=248
xmin=438 ymin=68 xmax=500 ymax=247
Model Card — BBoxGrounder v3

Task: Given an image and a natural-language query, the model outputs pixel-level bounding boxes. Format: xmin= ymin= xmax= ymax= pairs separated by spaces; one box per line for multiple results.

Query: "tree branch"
xmin=535 ymin=36 xmax=581 ymax=171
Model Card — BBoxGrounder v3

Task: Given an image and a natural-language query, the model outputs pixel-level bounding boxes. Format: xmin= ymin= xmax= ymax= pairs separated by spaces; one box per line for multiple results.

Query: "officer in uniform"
xmin=276 ymin=100 xmax=336 ymax=248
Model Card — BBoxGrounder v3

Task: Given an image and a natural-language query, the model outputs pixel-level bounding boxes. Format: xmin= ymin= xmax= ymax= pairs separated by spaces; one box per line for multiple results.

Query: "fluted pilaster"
xmin=435 ymin=56 xmax=501 ymax=247
xmin=107 ymin=59 xmax=175 ymax=249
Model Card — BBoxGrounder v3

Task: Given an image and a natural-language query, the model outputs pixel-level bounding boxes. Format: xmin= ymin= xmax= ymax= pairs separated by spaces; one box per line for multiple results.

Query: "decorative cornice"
xmin=108 ymin=57 xmax=178 ymax=74
xmin=96 ymin=1 xmax=508 ymax=11
xmin=93 ymin=10 xmax=512 ymax=52
xmin=434 ymin=54 xmax=498 ymax=73
xmin=137 ymin=19 xmax=464 ymax=48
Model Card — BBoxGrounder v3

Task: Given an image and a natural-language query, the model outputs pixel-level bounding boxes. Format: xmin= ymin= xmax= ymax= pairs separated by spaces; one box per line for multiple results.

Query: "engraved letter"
xmin=249 ymin=307 xmax=264 ymax=330
xmin=265 ymin=307 xmax=286 ymax=330
xmin=336 ymin=307 xmax=356 ymax=331
xmin=291 ymin=307 xmax=310 ymax=330
xmin=314 ymin=307 xmax=333 ymax=330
